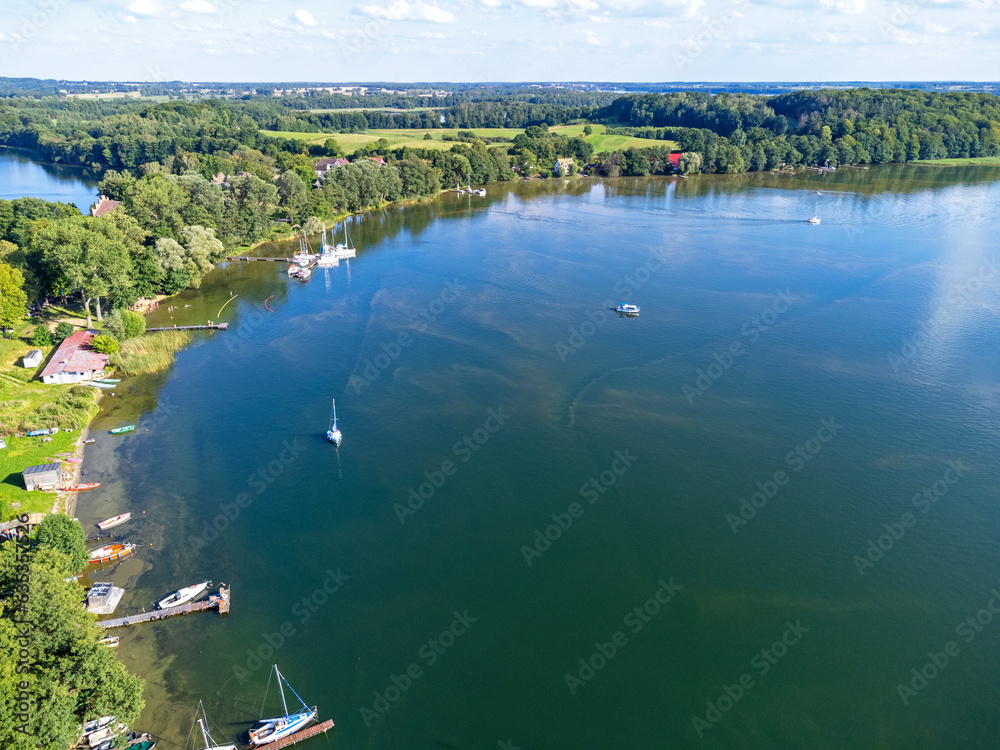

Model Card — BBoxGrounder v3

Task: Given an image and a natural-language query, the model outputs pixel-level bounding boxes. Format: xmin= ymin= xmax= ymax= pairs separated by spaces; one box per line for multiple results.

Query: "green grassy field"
xmin=0 ymin=337 xmax=100 ymax=520
xmin=911 ymin=156 xmax=1000 ymax=166
xmin=263 ymin=123 xmax=676 ymax=156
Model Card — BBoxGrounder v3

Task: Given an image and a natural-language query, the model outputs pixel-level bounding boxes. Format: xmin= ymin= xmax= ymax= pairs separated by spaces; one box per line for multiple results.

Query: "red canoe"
xmin=62 ymin=483 xmax=100 ymax=492
xmin=66 ymin=458 xmax=83 ymax=464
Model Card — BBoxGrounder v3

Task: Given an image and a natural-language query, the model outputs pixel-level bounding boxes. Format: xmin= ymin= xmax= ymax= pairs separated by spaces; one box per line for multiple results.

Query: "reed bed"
xmin=110 ymin=330 xmax=193 ymax=375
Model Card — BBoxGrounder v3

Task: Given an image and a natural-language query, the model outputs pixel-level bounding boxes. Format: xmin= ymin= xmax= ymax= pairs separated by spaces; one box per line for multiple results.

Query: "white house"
xmin=39 ymin=329 xmax=109 ymax=385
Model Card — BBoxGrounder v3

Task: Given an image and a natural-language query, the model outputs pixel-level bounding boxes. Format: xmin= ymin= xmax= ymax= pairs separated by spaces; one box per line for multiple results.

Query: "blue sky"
xmin=0 ymin=0 xmax=998 ymax=82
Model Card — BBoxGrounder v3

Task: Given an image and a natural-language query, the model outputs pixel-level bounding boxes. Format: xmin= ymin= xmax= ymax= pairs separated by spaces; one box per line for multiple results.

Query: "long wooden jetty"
xmin=99 ymin=586 xmax=230 ymax=630
xmin=146 ymin=323 xmax=229 ymax=331
xmin=226 ymin=256 xmax=296 ymax=262
xmin=265 ymin=720 xmax=335 ymax=749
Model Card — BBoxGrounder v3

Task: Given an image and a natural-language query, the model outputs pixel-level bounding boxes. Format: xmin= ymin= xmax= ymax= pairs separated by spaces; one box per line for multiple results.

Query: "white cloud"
xmin=819 ymin=0 xmax=866 ymax=14
xmin=122 ymin=14 xmax=139 ymax=23
xmin=180 ymin=0 xmax=217 ymax=13
xmin=644 ymin=18 xmax=671 ymax=27
xmin=357 ymin=0 xmax=457 ymax=23
xmin=127 ymin=0 xmax=164 ymax=16
xmin=294 ymin=8 xmax=317 ymax=25
xmin=923 ymin=22 xmax=951 ymax=33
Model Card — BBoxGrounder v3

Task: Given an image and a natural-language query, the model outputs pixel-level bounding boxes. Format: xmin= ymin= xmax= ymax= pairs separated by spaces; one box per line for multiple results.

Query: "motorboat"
xmin=88 ymin=543 xmax=135 ymax=565
xmin=616 ymin=303 xmax=640 ymax=315
xmin=157 ymin=580 xmax=211 ymax=609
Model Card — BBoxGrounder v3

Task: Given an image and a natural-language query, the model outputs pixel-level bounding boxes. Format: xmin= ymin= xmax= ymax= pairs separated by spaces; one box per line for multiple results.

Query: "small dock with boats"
xmin=146 ymin=323 xmax=229 ymax=331
xmin=99 ymin=585 xmax=230 ymax=629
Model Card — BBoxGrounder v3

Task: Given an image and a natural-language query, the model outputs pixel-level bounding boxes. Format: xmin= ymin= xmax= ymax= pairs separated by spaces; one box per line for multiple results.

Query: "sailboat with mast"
xmin=327 ymin=399 xmax=342 ymax=447
xmin=190 ymin=701 xmax=236 ymax=750
xmin=248 ymin=665 xmax=317 ymax=745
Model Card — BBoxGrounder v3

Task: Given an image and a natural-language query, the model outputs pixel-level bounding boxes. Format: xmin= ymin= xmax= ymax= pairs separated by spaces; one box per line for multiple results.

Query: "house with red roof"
xmin=39 ymin=329 xmax=109 ymax=385
xmin=90 ymin=195 xmax=121 ymax=218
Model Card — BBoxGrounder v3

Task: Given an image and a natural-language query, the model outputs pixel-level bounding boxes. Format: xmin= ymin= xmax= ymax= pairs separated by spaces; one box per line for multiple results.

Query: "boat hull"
xmin=98 ymin=513 xmax=131 ymax=530
xmin=110 ymin=426 xmax=135 ymax=434
xmin=63 ymin=483 xmax=101 ymax=492
xmin=157 ymin=581 xmax=209 ymax=609
xmin=248 ymin=709 xmax=317 ymax=745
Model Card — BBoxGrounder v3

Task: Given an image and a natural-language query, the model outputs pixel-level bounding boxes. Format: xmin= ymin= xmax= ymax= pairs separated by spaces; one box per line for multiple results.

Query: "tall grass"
xmin=109 ymin=331 xmax=193 ymax=375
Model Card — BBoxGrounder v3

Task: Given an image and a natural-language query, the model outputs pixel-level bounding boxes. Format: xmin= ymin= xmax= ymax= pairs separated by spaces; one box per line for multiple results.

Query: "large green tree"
xmin=0 ymin=262 xmax=28 ymax=329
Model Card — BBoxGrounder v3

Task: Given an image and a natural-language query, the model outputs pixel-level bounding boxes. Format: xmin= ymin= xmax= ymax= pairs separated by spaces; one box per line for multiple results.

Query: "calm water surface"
xmin=0 ymin=149 xmax=98 ymax=212
xmin=77 ymin=165 xmax=1000 ymax=749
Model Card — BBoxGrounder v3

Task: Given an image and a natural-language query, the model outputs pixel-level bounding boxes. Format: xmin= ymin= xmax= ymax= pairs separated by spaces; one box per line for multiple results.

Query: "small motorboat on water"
xmin=99 ymin=636 xmax=120 ymax=648
xmin=157 ymin=580 xmax=210 ymax=609
xmin=63 ymin=482 xmax=101 ymax=492
xmin=98 ymin=512 xmax=131 ymax=530
xmin=88 ymin=543 xmax=135 ymax=565
xmin=616 ymin=303 xmax=640 ymax=315
xmin=327 ymin=398 xmax=342 ymax=447
xmin=248 ymin=666 xmax=317 ymax=745
xmin=807 ymin=216 xmax=821 ymax=224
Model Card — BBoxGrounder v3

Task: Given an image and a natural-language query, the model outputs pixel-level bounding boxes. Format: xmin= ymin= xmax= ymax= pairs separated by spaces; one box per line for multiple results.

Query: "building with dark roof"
xmin=22 ymin=462 xmax=62 ymax=491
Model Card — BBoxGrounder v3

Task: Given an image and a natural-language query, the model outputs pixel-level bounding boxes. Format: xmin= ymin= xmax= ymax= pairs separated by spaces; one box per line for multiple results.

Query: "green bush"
xmin=53 ymin=322 xmax=74 ymax=341
xmin=31 ymin=324 xmax=52 ymax=346
xmin=423 ymin=133 xmax=432 ymax=140
xmin=105 ymin=309 xmax=146 ymax=341
xmin=91 ymin=334 xmax=119 ymax=354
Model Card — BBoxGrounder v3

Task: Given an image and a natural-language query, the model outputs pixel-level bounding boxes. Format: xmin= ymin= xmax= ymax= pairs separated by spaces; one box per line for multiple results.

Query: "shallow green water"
xmin=79 ymin=165 xmax=1000 ymax=749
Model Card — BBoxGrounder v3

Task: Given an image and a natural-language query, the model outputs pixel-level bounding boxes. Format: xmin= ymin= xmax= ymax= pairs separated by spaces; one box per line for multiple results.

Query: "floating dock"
xmin=226 ymin=256 xmax=299 ymax=262
xmin=265 ymin=720 xmax=335 ymax=749
xmin=99 ymin=585 xmax=230 ymax=629
xmin=146 ymin=324 xmax=229 ymax=331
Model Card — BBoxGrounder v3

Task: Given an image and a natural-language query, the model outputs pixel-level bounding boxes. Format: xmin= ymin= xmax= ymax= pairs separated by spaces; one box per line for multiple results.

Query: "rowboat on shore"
xmin=98 ymin=636 xmax=120 ymax=648
xmin=62 ymin=482 xmax=100 ymax=492
xmin=110 ymin=425 xmax=135 ymax=434
xmin=88 ymin=543 xmax=135 ymax=565
xmin=66 ymin=457 xmax=83 ymax=463
xmin=95 ymin=378 xmax=121 ymax=384
xmin=84 ymin=438 xmax=97 ymax=445
xmin=97 ymin=512 xmax=131 ymax=530
xmin=85 ymin=381 xmax=116 ymax=389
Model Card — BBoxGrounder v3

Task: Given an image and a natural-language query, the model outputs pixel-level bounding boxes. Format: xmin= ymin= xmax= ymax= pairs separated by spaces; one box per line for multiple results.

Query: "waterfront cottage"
xmin=554 ymin=158 xmax=575 ymax=176
xmin=22 ymin=349 xmax=43 ymax=368
xmin=22 ymin=462 xmax=61 ymax=491
xmin=39 ymin=329 xmax=109 ymax=384
xmin=314 ymin=158 xmax=350 ymax=180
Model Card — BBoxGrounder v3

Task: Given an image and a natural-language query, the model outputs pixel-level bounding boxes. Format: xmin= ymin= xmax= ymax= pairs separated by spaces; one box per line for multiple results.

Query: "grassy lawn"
xmin=550 ymin=124 xmax=678 ymax=153
xmin=0 ymin=336 xmax=100 ymax=520
xmin=911 ymin=156 xmax=1000 ymax=166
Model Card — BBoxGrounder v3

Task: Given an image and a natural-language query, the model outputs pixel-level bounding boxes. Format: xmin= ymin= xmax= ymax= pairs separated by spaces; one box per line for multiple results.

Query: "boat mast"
xmin=275 ymin=666 xmax=289 ymax=716
xmin=332 ymin=399 xmax=338 ymax=429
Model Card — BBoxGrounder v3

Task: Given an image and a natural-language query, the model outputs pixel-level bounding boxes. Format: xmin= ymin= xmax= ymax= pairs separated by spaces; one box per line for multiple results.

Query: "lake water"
xmin=0 ymin=149 xmax=98 ymax=213
xmin=75 ymin=165 xmax=1000 ymax=749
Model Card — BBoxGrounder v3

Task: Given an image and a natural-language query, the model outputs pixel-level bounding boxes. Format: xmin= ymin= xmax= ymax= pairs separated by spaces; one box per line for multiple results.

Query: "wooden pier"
xmin=99 ymin=586 xmax=230 ymax=629
xmin=146 ymin=323 xmax=229 ymax=331
xmin=226 ymin=256 xmax=297 ymax=262
xmin=265 ymin=720 xmax=335 ymax=749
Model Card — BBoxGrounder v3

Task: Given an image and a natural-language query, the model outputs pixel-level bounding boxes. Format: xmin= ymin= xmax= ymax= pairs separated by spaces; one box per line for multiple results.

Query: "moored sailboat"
xmin=248 ymin=665 xmax=317 ymax=745
xmin=157 ymin=580 xmax=211 ymax=609
xmin=327 ymin=399 xmax=342 ymax=447
xmin=190 ymin=701 xmax=236 ymax=750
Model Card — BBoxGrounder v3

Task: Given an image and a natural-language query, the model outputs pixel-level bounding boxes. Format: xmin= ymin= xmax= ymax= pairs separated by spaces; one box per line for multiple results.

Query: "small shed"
xmin=22 ymin=462 xmax=62 ymax=491
xmin=22 ymin=350 xmax=43 ymax=368
xmin=86 ymin=582 xmax=125 ymax=614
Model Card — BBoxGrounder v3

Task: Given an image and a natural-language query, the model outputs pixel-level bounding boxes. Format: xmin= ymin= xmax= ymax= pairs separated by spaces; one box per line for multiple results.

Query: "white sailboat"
xmin=191 ymin=701 xmax=236 ymax=750
xmin=327 ymin=399 xmax=342 ymax=447
xmin=157 ymin=580 xmax=210 ymax=609
xmin=248 ymin=665 xmax=317 ymax=745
